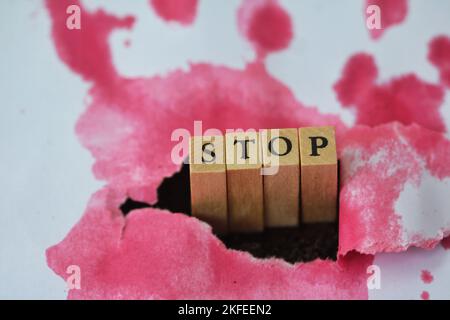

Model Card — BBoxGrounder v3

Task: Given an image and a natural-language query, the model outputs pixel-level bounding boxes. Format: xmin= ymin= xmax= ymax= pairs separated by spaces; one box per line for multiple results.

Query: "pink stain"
xmin=74 ymin=62 xmax=346 ymax=204
xmin=45 ymin=3 xmax=340 ymax=205
xmin=334 ymin=53 xmax=446 ymax=133
xmin=47 ymin=1 xmax=373 ymax=299
xmin=238 ymin=0 xmax=292 ymax=59
xmin=365 ymin=0 xmax=408 ymax=40
xmin=442 ymin=236 xmax=450 ymax=250
xmin=421 ymin=270 xmax=434 ymax=284
xmin=428 ymin=35 xmax=450 ymax=89
xmin=333 ymin=53 xmax=378 ymax=107
xmin=45 ymin=0 xmax=367 ymax=300
xmin=47 ymin=189 xmax=372 ymax=299
xmin=45 ymin=0 xmax=134 ymax=89
xmin=338 ymin=123 xmax=450 ymax=255
xmin=44 ymin=0 xmax=450 ymax=299
xmin=421 ymin=291 xmax=430 ymax=300
xmin=150 ymin=0 xmax=198 ymax=25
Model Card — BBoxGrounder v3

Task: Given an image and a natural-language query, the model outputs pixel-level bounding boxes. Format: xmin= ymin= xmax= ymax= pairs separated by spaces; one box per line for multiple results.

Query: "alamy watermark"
xmin=66 ymin=265 xmax=81 ymax=290
xmin=66 ymin=4 xmax=81 ymax=30
xmin=171 ymin=121 xmax=303 ymax=176
xmin=366 ymin=4 xmax=382 ymax=30
xmin=367 ymin=264 xmax=381 ymax=290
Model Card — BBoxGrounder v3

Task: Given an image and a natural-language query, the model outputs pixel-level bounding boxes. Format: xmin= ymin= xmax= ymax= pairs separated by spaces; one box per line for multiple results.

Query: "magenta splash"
xmin=334 ymin=53 xmax=446 ymax=133
xmin=238 ymin=0 xmax=292 ymax=59
xmin=421 ymin=270 xmax=434 ymax=284
xmin=365 ymin=0 xmax=408 ymax=40
xmin=150 ymin=0 xmax=198 ymax=25
xmin=44 ymin=0 xmax=450 ymax=299
xmin=429 ymin=35 xmax=450 ymax=89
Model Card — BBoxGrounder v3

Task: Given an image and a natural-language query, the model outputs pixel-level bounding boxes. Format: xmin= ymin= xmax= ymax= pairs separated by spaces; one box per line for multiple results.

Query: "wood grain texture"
xmin=261 ymin=128 xmax=300 ymax=227
xmin=299 ymin=126 xmax=337 ymax=223
xmin=226 ymin=131 xmax=264 ymax=233
xmin=189 ymin=135 xmax=228 ymax=234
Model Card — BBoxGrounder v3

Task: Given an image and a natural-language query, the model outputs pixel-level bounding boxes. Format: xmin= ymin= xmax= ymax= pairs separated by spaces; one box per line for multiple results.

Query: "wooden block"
xmin=189 ymin=135 xmax=228 ymax=234
xmin=299 ymin=126 xmax=338 ymax=223
xmin=225 ymin=131 xmax=264 ymax=233
xmin=261 ymin=128 xmax=300 ymax=228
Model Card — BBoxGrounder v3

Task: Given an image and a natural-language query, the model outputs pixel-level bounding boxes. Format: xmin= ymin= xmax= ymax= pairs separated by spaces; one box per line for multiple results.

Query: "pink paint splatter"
xmin=442 ymin=236 xmax=450 ymax=250
xmin=46 ymin=0 xmax=345 ymax=210
xmin=338 ymin=123 xmax=450 ymax=255
xmin=421 ymin=291 xmax=430 ymax=300
xmin=238 ymin=0 xmax=292 ymax=59
xmin=333 ymin=53 xmax=378 ymax=106
xmin=365 ymin=0 xmax=408 ymax=40
xmin=429 ymin=35 xmax=450 ymax=89
xmin=45 ymin=0 xmax=134 ymax=89
xmin=44 ymin=0 xmax=450 ymax=299
xmin=334 ymin=53 xmax=446 ymax=133
xmin=421 ymin=270 xmax=434 ymax=284
xmin=75 ymin=62 xmax=345 ymax=204
xmin=150 ymin=0 xmax=198 ymax=26
xmin=45 ymin=0 xmax=367 ymax=300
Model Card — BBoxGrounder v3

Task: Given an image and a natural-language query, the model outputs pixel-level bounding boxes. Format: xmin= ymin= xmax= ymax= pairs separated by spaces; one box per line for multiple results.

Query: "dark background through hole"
xmin=120 ymin=162 xmax=339 ymax=264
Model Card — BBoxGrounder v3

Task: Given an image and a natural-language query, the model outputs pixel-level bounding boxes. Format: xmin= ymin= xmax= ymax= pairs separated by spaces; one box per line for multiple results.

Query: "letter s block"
xmin=299 ymin=126 xmax=338 ymax=223
xmin=189 ymin=135 xmax=228 ymax=234
xmin=225 ymin=131 xmax=264 ymax=233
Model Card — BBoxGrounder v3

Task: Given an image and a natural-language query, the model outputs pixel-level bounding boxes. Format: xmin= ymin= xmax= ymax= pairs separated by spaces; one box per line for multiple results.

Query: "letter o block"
xmin=261 ymin=128 xmax=300 ymax=227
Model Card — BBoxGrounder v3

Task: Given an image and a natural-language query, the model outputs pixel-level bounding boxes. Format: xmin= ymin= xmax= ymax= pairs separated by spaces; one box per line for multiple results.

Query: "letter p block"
xmin=299 ymin=126 xmax=338 ymax=223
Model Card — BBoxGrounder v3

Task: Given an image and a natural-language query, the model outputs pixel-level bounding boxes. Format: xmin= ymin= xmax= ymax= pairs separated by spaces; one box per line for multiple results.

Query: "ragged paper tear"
xmin=47 ymin=122 xmax=450 ymax=299
xmin=47 ymin=188 xmax=372 ymax=299
xmin=339 ymin=123 xmax=450 ymax=255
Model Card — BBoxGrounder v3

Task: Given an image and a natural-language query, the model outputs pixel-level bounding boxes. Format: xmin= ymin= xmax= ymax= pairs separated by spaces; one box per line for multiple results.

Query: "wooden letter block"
xmin=261 ymin=128 xmax=300 ymax=227
xmin=225 ymin=131 xmax=264 ymax=233
xmin=189 ymin=135 xmax=228 ymax=234
xmin=299 ymin=126 xmax=338 ymax=223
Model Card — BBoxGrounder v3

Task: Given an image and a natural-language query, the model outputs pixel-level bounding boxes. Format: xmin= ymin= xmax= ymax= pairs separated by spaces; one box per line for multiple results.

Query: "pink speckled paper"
xmin=47 ymin=188 xmax=372 ymax=299
xmin=339 ymin=123 xmax=450 ymax=255
xmin=45 ymin=0 xmax=450 ymax=299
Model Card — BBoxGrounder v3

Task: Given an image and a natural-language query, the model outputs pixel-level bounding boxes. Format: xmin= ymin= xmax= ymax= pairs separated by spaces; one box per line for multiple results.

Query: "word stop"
xmin=189 ymin=126 xmax=337 ymax=234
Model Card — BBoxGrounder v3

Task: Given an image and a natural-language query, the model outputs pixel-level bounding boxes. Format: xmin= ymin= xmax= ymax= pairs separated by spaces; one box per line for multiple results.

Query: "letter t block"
xmin=225 ymin=131 xmax=264 ymax=233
